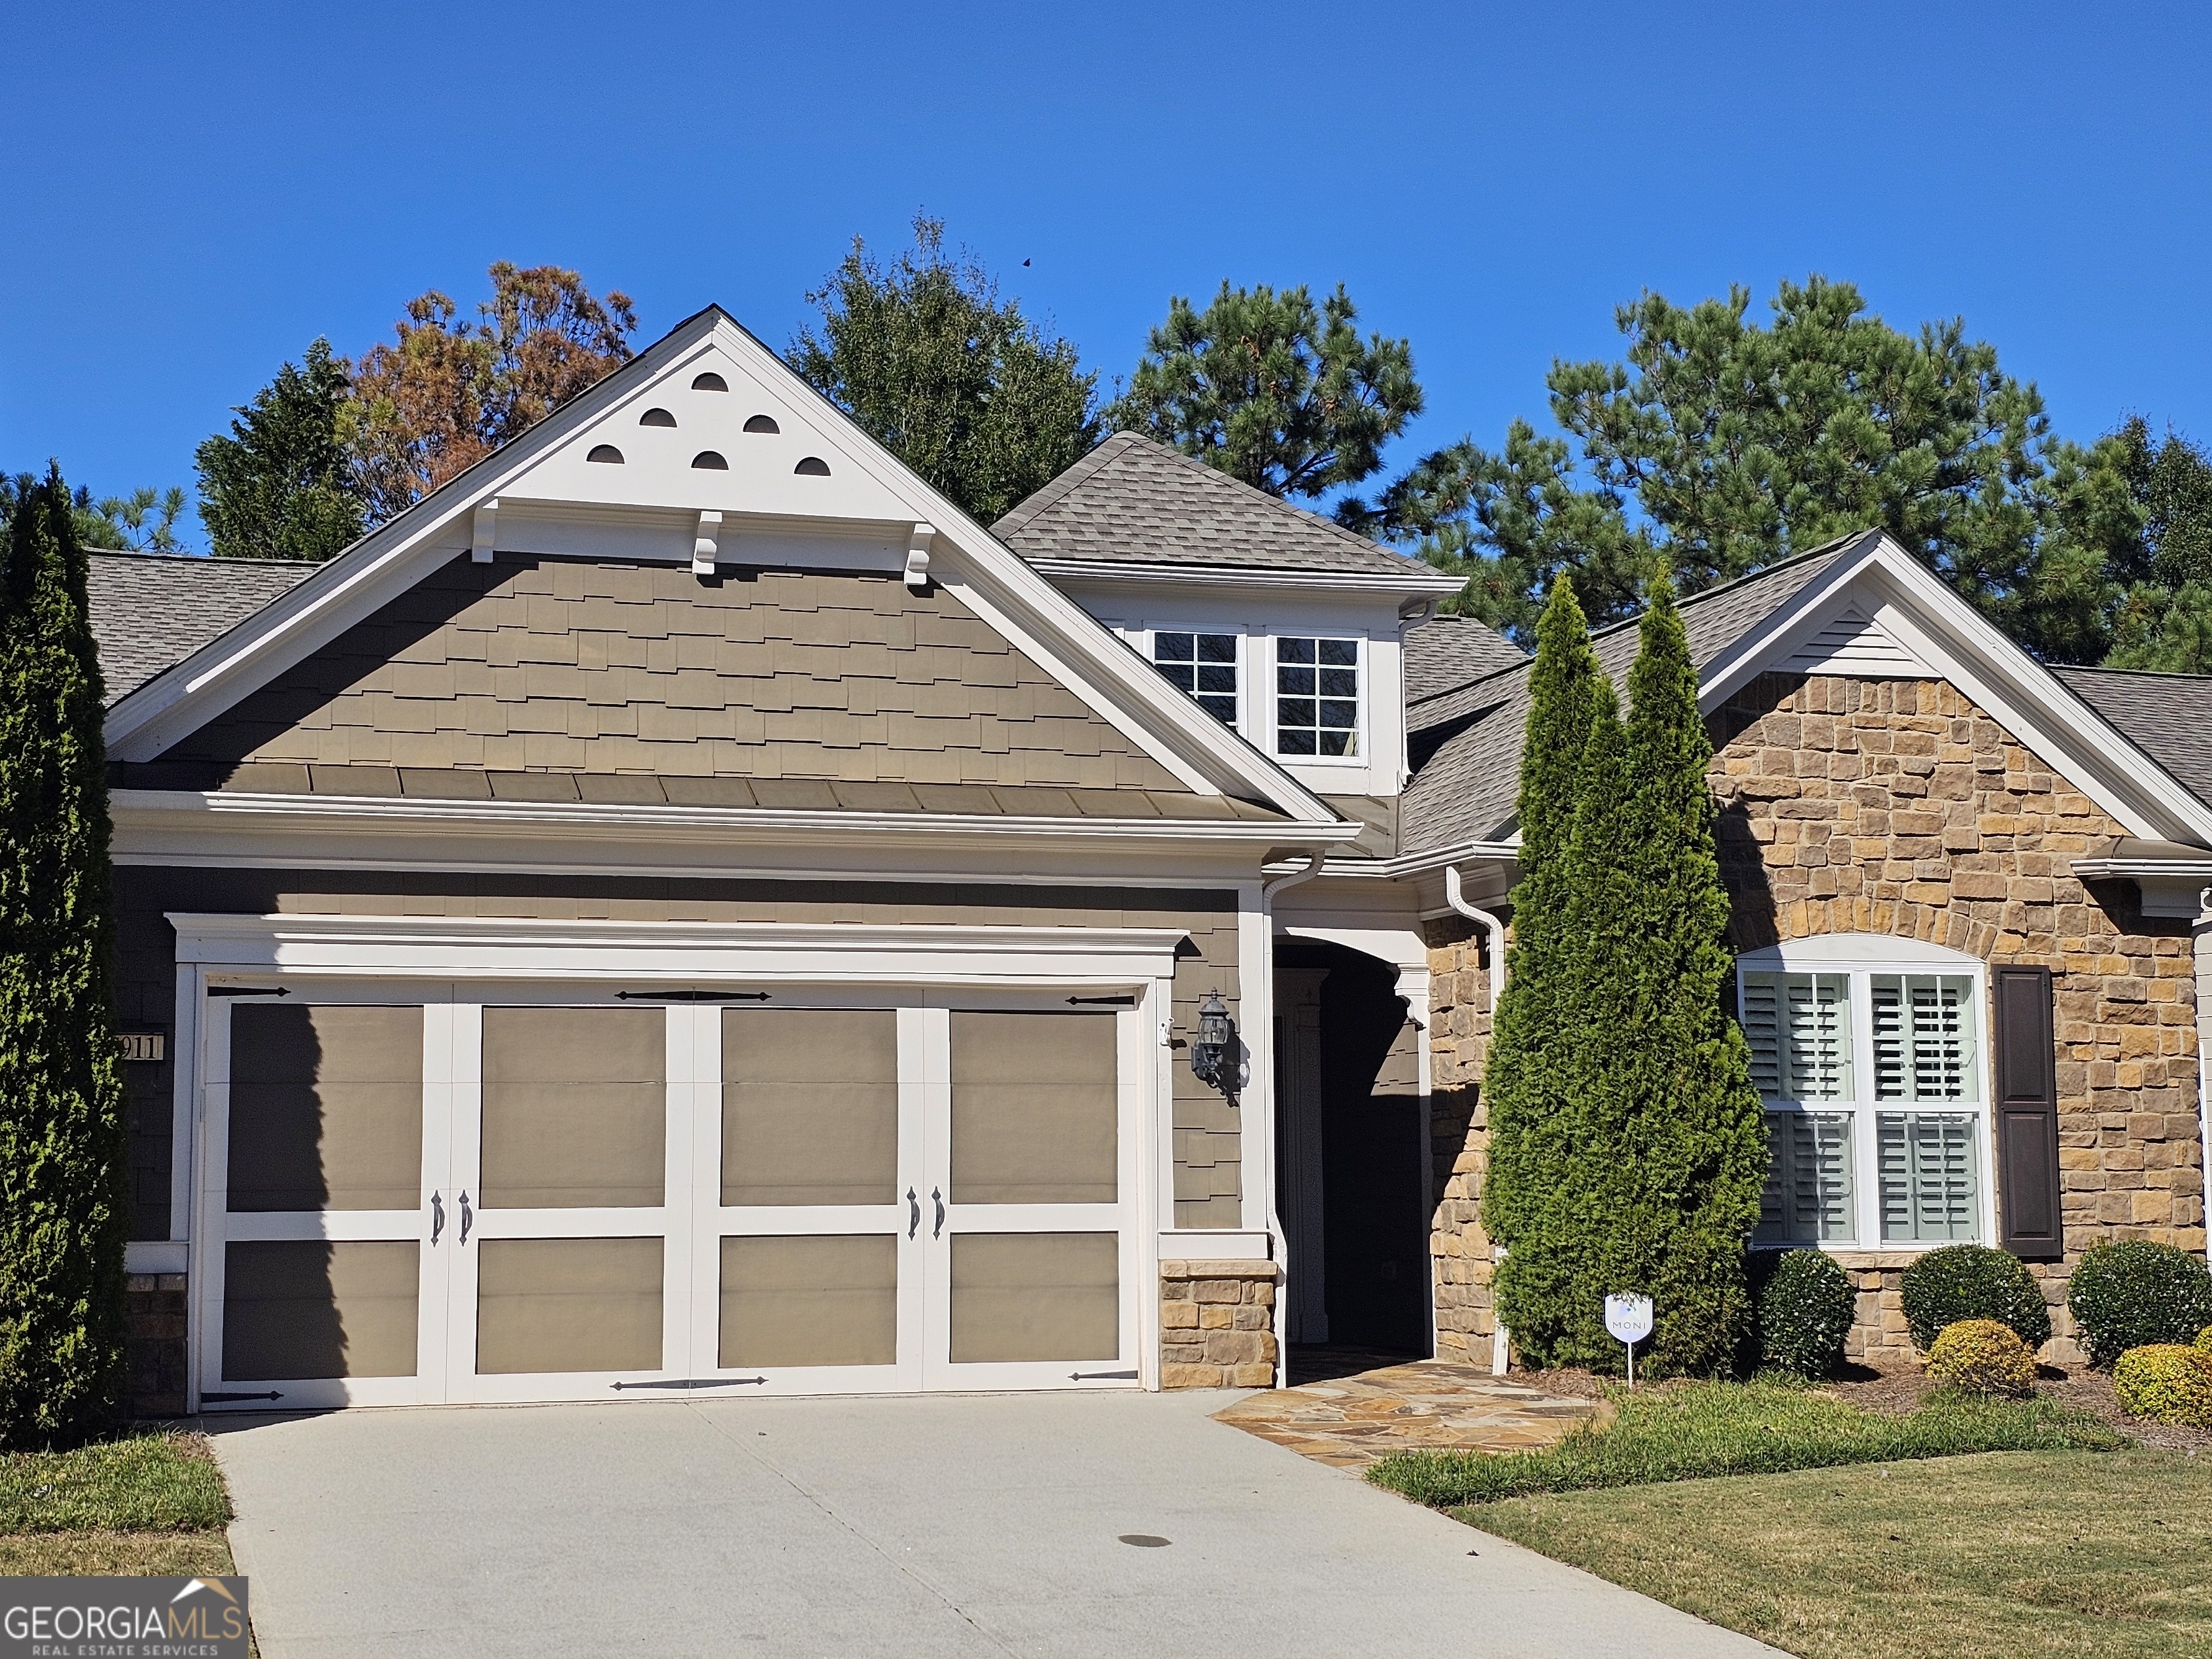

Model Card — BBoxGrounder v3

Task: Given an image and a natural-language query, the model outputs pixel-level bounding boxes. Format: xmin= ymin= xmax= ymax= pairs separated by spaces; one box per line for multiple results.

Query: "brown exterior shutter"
xmin=1992 ymin=965 xmax=2064 ymax=1260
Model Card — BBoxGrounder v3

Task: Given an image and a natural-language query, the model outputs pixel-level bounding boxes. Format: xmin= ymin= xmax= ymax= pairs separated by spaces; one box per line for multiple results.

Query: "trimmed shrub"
xmin=1925 ymin=1319 xmax=2038 ymax=1396
xmin=1753 ymin=1249 xmax=1856 ymax=1378
xmin=2197 ymin=1326 xmax=2212 ymax=1355
xmin=1899 ymin=1245 xmax=2051 ymax=1354
xmin=2112 ymin=1344 xmax=2212 ymax=1427
xmin=2067 ymin=1240 xmax=2212 ymax=1370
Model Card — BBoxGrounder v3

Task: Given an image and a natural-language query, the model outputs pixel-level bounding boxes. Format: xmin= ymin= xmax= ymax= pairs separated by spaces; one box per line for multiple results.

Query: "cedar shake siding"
xmin=149 ymin=554 xmax=1191 ymax=796
xmin=1422 ymin=670 xmax=2205 ymax=1369
xmin=114 ymin=868 xmax=1248 ymax=1246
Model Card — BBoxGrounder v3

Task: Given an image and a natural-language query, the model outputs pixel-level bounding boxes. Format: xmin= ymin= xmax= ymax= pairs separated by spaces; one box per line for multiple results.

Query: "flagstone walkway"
xmin=1215 ymin=1357 xmax=1608 ymax=1469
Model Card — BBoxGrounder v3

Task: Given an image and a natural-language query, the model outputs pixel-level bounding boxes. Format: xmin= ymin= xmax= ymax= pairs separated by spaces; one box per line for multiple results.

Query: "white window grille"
xmin=1151 ymin=632 xmax=1240 ymax=727
xmin=1274 ymin=637 xmax=1359 ymax=757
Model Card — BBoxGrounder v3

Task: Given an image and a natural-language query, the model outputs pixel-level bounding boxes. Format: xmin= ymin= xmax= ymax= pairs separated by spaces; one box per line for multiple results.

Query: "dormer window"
xmin=1276 ymin=637 xmax=1359 ymax=757
xmin=1153 ymin=631 xmax=1238 ymax=726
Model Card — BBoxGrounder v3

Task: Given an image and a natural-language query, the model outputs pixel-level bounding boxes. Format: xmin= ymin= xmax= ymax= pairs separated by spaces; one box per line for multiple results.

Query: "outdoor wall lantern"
xmin=1190 ymin=990 xmax=1238 ymax=1094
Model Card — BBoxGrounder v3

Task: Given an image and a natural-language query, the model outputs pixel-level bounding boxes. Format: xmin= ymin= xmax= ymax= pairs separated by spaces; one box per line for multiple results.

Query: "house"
xmin=89 ymin=307 xmax=2210 ymax=1414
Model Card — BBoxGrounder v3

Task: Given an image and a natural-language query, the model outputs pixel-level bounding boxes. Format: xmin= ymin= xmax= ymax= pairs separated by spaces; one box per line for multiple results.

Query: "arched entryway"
xmin=1272 ymin=937 xmax=1429 ymax=1377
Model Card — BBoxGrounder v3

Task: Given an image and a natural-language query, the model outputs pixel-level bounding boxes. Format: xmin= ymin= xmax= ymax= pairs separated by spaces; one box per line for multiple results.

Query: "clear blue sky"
xmin=6 ymin=0 xmax=2208 ymax=547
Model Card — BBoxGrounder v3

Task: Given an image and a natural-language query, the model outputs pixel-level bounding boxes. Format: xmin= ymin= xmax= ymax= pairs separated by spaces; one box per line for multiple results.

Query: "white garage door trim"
xmin=173 ymin=914 xmax=1182 ymax=1412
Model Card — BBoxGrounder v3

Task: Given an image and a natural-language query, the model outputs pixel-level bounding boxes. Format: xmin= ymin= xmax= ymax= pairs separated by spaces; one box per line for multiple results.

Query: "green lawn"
xmin=1368 ymin=1380 xmax=2120 ymax=1506
xmin=1465 ymin=1450 xmax=2212 ymax=1659
xmin=0 ymin=1431 xmax=235 ymax=1578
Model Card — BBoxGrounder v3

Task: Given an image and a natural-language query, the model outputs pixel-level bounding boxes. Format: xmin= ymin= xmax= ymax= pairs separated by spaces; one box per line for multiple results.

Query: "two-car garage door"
xmin=198 ymin=990 xmax=1141 ymax=1409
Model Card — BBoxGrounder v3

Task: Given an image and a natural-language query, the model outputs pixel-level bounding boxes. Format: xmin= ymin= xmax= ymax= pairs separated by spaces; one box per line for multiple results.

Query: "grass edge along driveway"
xmin=0 ymin=1430 xmax=235 ymax=1576
xmin=1369 ymin=1381 xmax=2208 ymax=1659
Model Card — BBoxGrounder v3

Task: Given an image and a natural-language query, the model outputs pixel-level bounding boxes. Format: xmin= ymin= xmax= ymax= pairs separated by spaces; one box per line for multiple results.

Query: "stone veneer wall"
xmin=1159 ymin=1260 xmax=1279 ymax=1388
xmin=1423 ymin=671 xmax=2205 ymax=1370
xmin=1425 ymin=917 xmax=1498 ymax=1367
xmin=127 ymin=1274 xmax=188 ymax=1418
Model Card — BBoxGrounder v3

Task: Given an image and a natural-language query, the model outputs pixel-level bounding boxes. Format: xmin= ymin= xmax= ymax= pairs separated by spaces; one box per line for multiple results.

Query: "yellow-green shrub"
xmin=2195 ymin=1326 xmax=2212 ymax=1356
xmin=2113 ymin=1344 xmax=2212 ymax=1427
xmin=1925 ymin=1318 xmax=2037 ymax=1396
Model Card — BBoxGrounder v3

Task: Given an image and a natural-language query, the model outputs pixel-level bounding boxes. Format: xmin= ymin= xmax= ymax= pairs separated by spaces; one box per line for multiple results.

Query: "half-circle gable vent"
xmin=586 ymin=444 xmax=625 ymax=464
xmin=639 ymin=408 xmax=677 ymax=428
xmin=794 ymin=457 xmax=831 ymax=477
xmin=692 ymin=372 xmax=728 ymax=392
xmin=744 ymin=414 xmax=780 ymax=434
xmin=1781 ymin=604 xmax=1933 ymax=678
xmin=692 ymin=451 xmax=729 ymax=470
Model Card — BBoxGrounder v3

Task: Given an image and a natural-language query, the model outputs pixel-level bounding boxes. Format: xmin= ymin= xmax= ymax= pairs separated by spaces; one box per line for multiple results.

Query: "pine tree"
xmin=0 ymin=469 xmax=129 ymax=1444
xmin=195 ymin=338 xmax=367 ymax=560
xmin=1480 ymin=578 xmax=1605 ymax=1282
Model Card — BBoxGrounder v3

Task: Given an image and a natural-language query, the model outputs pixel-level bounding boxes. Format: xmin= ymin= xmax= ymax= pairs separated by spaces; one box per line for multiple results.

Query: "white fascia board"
xmin=1026 ymin=559 xmax=1467 ymax=596
xmin=104 ymin=307 xmax=1339 ymax=827
xmin=1698 ymin=535 xmax=2212 ymax=848
xmin=168 ymin=912 xmax=1190 ymax=986
xmin=111 ymin=789 xmax=1354 ymax=886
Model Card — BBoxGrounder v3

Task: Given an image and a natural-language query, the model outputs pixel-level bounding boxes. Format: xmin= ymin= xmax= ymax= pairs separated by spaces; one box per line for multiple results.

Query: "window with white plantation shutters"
xmin=1869 ymin=975 xmax=1979 ymax=1243
xmin=1741 ymin=974 xmax=1852 ymax=1102
xmin=1738 ymin=951 xmax=1989 ymax=1251
xmin=1758 ymin=1111 xmax=1854 ymax=1242
xmin=1878 ymin=1112 xmax=1980 ymax=1241
xmin=1870 ymin=975 xmax=1974 ymax=1103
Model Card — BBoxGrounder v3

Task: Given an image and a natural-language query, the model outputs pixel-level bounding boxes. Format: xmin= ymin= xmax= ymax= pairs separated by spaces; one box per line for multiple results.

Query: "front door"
xmin=197 ymin=986 xmax=1142 ymax=1409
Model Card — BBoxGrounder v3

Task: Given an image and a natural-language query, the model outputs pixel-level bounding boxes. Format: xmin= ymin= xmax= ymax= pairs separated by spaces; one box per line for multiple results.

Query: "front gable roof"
xmin=994 ymin=431 xmax=1461 ymax=590
xmin=104 ymin=309 xmax=1346 ymax=830
xmin=1400 ymin=531 xmax=2212 ymax=858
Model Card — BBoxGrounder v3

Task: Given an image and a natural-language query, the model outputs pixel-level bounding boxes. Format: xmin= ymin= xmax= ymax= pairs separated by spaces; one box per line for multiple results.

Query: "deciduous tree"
xmin=1107 ymin=281 xmax=1421 ymax=501
xmin=0 ymin=469 xmax=128 ymax=1446
xmin=791 ymin=217 xmax=1101 ymax=526
xmin=196 ymin=338 xmax=367 ymax=561
xmin=349 ymin=263 xmax=636 ymax=522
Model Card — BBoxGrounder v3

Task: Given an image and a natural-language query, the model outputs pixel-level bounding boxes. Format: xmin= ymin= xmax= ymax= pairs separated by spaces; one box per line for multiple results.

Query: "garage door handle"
xmin=932 ymin=1187 xmax=945 ymax=1239
xmin=907 ymin=1187 xmax=920 ymax=1239
xmin=430 ymin=1191 xmax=444 ymax=1246
xmin=459 ymin=1190 xmax=473 ymax=1246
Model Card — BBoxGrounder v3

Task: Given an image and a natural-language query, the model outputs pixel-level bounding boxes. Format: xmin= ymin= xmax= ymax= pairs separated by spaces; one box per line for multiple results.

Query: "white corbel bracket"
xmin=905 ymin=523 xmax=935 ymax=591
xmin=470 ymin=499 xmax=499 ymax=564
xmin=693 ymin=511 xmax=723 ymax=576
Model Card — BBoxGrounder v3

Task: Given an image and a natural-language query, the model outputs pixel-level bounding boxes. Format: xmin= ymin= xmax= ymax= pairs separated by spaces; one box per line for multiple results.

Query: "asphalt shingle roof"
xmin=1404 ymin=615 xmax=1527 ymax=703
xmin=993 ymin=431 xmax=1444 ymax=580
xmin=2051 ymin=665 xmax=2212 ymax=812
xmin=1400 ymin=533 xmax=1879 ymax=853
xmin=88 ymin=552 xmax=320 ymax=704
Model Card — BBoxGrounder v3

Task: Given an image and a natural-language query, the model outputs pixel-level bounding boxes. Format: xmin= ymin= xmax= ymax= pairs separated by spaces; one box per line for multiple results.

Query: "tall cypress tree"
xmin=1480 ymin=579 xmax=1604 ymax=1287
xmin=1607 ymin=579 xmax=1767 ymax=1373
xmin=0 ymin=469 xmax=129 ymax=1444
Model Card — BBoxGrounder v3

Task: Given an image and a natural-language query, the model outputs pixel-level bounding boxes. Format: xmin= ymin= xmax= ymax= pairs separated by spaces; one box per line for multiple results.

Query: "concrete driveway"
xmin=207 ymin=1390 xmax=1780 ymax=1659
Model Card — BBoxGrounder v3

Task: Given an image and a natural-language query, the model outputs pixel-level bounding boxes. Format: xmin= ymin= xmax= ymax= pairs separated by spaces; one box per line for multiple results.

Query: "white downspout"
xmin=1259 ymin=850 xmax=1326 ymax=1386
xmin=1444 ymin=863 xmax=1511 ymax=1373
xmin=2197 ymin=888 xmax=2211 ymax=1272
xmin=1444 ymin=864 xmax=1505 ymax=1017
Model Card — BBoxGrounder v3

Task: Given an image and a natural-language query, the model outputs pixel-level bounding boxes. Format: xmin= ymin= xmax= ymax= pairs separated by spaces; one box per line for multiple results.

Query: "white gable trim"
xmin=103 ymin=309 xmax=1343 ymax=827
xmin=1701 ymin=534 xmax=2212 ymax=847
